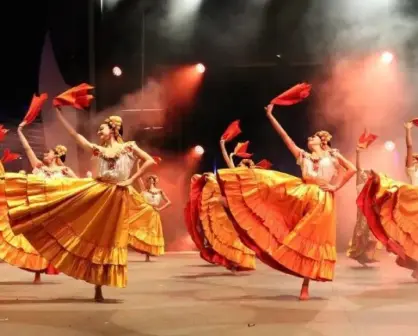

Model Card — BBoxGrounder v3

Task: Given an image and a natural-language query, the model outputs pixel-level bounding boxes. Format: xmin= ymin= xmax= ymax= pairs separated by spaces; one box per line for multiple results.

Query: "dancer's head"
xmin=146 ymin=174 xmax=159 ymax=188
xmin=43 ymin=145 xmax=67 ymax=166
xmin=360 ymin=169 xmax=372 ymax=182
xmin=98 ymin=116 xmax=124 ymax=144
xmin=238 ymin=159 xmax=255 ymax=168
xmin=308 ymin=130 xmax=332 ymax=152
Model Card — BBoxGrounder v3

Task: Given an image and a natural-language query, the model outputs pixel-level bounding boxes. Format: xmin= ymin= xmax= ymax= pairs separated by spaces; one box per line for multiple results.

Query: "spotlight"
xmin=384 ymin=141 xmax=395 ymax=152
xmin=196 ymin=63 xmax=205 ymax=73
xmin=194 ymin=145 xmax=204 ymax=155
xmin=112 ymin=66 xmax=122 ymax=76
xmin=381 ymin=51 xmax=394 ymax=64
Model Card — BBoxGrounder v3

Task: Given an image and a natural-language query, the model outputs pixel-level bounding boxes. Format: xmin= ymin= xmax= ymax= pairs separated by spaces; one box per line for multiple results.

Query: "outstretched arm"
xmin=156 ymin=190 xmax=172 ymax=211
xmin=17 ymin=122 xmax=42 ymax=169
xmin=220 ymin=140 xmax=235 ymax=168
xmin=405 ymin=122 xmax=413 ymax=168
xmin=56 ymin=107 xmax=93 ymax=152
xmin=334 ymin=152 xmax=357 ymax=191
xmin=265 ymin=104 xmax=302 ymax=159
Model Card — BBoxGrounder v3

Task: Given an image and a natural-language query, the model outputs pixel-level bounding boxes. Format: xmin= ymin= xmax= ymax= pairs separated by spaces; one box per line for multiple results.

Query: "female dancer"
xmin=129 ymin=172 xmax=170 ymax=262
xmin=217 ymin=104 xmax=357 ymax=299
xmin=346 ymin=145 xmax=381 ymax=266
xmin=357 ymin=121 xmax=418 ymax=278
xmin=0 ymin=120 xmax=76 ymax=283
xmin=2 ymin=107 xmax=155 ymax=301
xmin=184 ymin=138 xmax=257 ymax=272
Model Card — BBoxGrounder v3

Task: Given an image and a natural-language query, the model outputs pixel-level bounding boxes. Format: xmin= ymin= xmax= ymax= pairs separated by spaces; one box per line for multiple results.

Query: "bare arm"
xmin=220 ymin=140 xmax=235 ymax=168
xmin=64 ymin=167 xmax=78 ymax=178
xmin=157 ymin=190 xmax=171 ymax=211
xmin=334 ymin=151 xmax=357 ymax=191
xmin=136 ymin=160 xmax=146 ymax=191
xmin=266 ymin=104 xmax=302 ymax=159
xmin=56 ymin=107 xmax=93 ymax=152
xmin=17 ymin=122 xmax=42 ymax=169
xmin=355 ymin=148 xmax=362 ymax=185
xmin=130 ymin=143 xmax=156 ymax=182
xmin=405 ymin=122 xmax=413 ymax=168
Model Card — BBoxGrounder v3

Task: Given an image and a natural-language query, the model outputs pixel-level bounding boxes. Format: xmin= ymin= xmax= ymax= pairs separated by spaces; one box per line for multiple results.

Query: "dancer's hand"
xmin=265 ymin=104 xmax=273 ymax=116
xmin=117 ymin=178 xmax=134 ymax=187
xmin=405 ymin=121 xmax=413 ymax=129
xmin=18 ymin=121 xmax=27 ymax=129
xmin=220 ymin=139 xmax=225 ymax=145
xmin=319 ymin=182 xmax=337 ymax=192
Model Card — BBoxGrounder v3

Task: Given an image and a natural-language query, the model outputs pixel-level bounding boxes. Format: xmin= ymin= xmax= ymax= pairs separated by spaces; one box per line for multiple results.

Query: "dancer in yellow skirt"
xmin=0 ymin=120 xmax=77 ymax=284
xmin=357 ymin=121 xmax=418 ymax=279
xmin=347 ymin=144 xmax=381 ymax=266
xmin=217 ymin=104 xmax=357 ymax=299
xmin=128 ymin=169 xmax=170 ymax=262
xmin=2 ymin=107 xmax=156 ymax=302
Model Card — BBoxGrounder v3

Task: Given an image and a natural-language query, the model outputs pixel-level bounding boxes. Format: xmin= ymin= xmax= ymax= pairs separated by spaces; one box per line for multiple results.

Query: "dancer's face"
xmin=43 ymin=149 xmax=55 ymax=165
xmin=307 ymin=135 xmax=321 ymax=150
xmin=146 ymin=176 xmax=157 ymax=188
xmin=97 ymin=123 xmax=112 ymax=142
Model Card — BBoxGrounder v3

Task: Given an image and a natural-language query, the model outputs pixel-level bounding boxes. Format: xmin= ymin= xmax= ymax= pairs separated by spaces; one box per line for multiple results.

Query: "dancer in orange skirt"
xmin=128 ymin=171 xmax=170 ymax=262
xmin=347 ymin=144 xmax=381 ymax=266
xmin=217 ymin=104 xmax=357 ymax=299
xmin=357 ymin=121 xmax=418 ymax=278
xmin=2 ymin=103 xmax=156 ymax=301
xmin=0 ymin=120 xmax=77 ymax=283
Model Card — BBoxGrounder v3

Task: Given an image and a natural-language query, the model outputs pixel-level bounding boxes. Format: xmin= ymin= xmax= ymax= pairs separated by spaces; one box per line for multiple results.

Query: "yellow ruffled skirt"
xmin=357 ymin=173 xmax=418 ymax=269
xmin=126 ymin=190 xmax=165 ymax=256
xmin=0 ymin=166 xmax=151 ymax=288
xmin=217 ymin=167 xmax=336 ymax=281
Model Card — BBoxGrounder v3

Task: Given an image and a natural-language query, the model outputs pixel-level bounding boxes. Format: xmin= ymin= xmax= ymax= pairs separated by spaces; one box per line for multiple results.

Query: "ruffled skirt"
xmin=185 ymin=173 xmax=256 ymax=271
xmin=126 ymin=190 xmax=165 ymax=256
xmin=217 ymin=167 xmax=336 ymax=281
xmin=357 ymin=172 xmax=418 ymax=270
xmin=1 ymin=167 xmax=150 ymax=288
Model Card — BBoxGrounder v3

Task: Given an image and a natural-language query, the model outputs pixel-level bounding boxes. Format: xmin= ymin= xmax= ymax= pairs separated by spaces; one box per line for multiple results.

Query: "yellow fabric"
xmin=218 ymin=167 xmax=336 ymax=281
xmin=199 ymin=174 xmax=256 ymax=270
xmin=126 ymin=189 xmax=165 ymax=256
xmin=0 ymin=168 xmax=149 ymax=288
xmin=373 ymin=174 xmax=418 ymax=261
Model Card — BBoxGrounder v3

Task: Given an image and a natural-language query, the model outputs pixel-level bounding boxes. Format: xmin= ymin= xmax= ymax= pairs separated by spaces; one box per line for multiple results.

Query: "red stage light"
xmin=196 ymin=63 xmax=205 ymax=73
xmin=194 ymin=145 xmax=204 ymax=155
xmin=381 ymin=52 xmax=394 ymax=64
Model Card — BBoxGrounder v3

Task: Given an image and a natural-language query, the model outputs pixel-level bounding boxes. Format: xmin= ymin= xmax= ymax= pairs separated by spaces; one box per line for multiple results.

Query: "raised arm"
xmin=405 ymin=122 xmax=413 ymax=168
xmin=334 ymin=151 xmax=357 ymax=191
xmin=17 ymin=122 xmax=42 ymax=169
xmin=220 ymin=140 xmax=235 ymax=168
xmin=156 ymin=190 xmax=172 ymax=212
xmin=265 ymin=104 xmax=302 ymax=159
xmin=56 ymin=107 xmax=93 ymax=152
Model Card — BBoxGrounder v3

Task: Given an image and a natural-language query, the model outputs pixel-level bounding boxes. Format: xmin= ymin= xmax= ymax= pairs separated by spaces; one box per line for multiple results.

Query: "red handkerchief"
xmin=234 ymin=141 xmax=253 ymax=158
xmin=53 ymin=83 xmax=94 ymax=110
xmin=1 ymin=149 xmax=20 ymax=163
xmin=358 ymin=129 xmax=378 ymax=149
xmin=221 ymin=120 xmax=242 ymax=142
xmin=23 ymin=93 xmax=48 ymax=125
xmin=271 ymin=83 xmax=312 ymax=106
xmin=256 ymin=159 xmax=272 ymax=169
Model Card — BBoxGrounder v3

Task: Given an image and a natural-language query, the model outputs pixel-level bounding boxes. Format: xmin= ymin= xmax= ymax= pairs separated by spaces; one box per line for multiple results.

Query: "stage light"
xmin=194 ymin=145 xmax=204 ymax=155
xmin=112 ymin=66 xmax=122 ymax=76
xmin=381 ymin=52 xmax=394 ymax=64
xmin=196 ymin=63 xmax=205 ymax=73
xmin=384 ymin=141 xmax=395 ymax=151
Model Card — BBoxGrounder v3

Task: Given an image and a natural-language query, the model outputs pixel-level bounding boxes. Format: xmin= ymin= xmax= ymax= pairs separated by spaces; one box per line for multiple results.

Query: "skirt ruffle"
xmin=217 ymin=167 xmax=336 ymax=281
xmin=2 ymin=169 xmax=141 ymax=288
xmin=357 ymin=172 xmax=418 ymax=269
xmin=126 ymin=190 xmax=165 ymax=256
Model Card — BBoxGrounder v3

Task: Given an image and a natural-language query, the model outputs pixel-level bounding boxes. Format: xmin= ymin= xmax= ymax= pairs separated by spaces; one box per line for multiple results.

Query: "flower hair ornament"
xmin=104 ymin=116 xmax=123 ymax=143
xmin=54 ymin=145 xmax=67 ymax=158
xmin=314 ymin=130 xmax=332 ymax=148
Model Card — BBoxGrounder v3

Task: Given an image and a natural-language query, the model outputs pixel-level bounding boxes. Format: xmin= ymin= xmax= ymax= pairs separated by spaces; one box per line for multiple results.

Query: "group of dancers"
xmin=1 ymin=82 xmax=418 ymax=303
xmin=185 ymin=82 xmax=418 ymax=301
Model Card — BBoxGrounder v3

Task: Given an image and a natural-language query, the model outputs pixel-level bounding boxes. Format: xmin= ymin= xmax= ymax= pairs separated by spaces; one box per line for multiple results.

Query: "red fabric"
xmin=53 ymin=83 xmax=94 ymax=110
xmin=221 ymin=120 xmax=241 ymax=142
xmin=1 ymin=149 xmax=20 ymax=163
xmin=270 ymin=82 xmax=312 ymax=106
xmin=256 ymin=159 xmax=272 ymax=170
xmin=152 ymin=156 xmax=162 ymax=164
xmin=412 ymin=118 xmax=418 ymax=127
xmin=358 ymin=129 xmax=378 ymax=149
xmin=45 ymin=264 xmax=60 ymax=275
xmin=23 ymin=93 xmax=48 ymax=125
xmin=0 ymin=125 xmax=9 ymax=142
xmin=233 ymin=141 xmax=252 ymax=158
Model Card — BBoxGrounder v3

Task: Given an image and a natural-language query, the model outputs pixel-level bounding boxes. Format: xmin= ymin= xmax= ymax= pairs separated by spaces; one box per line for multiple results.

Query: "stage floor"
xmin=0 ymin=252 xmax=417 ymax=335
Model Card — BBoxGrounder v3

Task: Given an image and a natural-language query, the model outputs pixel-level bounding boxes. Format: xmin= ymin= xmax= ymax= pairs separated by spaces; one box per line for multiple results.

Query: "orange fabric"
xmin=270 ymin=83 xmax=312 ymax=106
xmin=217 ymin=167 xmax=336 ymax=281
xmin=53 ymin=83 xmax=94 ymax=110
xmin=221 ymin=120 xmax=242 ymax=142
xmin=1 ymin=149 xmax=21 ymax=163
xmin=23 ymin=93 xmax=48 ymax=125
xmin=196 ymin=174 xmax=256 ymax=270
xmin=358 ymin=129 xmax=378 ymax=149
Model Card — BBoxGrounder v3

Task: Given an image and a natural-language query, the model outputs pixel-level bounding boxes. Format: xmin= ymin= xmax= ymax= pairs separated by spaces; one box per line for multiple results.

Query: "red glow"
xmin=194 ymin=145 xmax=204 ymax=155
xmin=196 ymin=63 xmax=205 ymax=73
xmin=381 ymin=51 xmax=394 ymax=64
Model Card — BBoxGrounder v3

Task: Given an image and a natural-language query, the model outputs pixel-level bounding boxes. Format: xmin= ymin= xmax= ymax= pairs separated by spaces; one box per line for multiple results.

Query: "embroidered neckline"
xmin=93 ymin=141 xmax=134 ymax=160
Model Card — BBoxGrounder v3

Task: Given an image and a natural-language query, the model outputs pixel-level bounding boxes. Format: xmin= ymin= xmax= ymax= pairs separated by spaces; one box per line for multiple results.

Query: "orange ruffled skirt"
xmin=217 ymin=167 xmax=337 ymax=281
xmin=357 ymin=172 xmax=418 ymax=270
xmin=0 ymin=165 xmax=151 ymax=288
xmin=185 ymin=173 xmax=256 ymax=271
xmin=126 ymin=190 xmax=165 ymax=256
